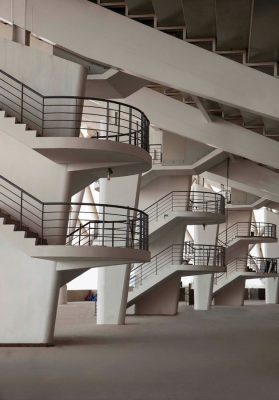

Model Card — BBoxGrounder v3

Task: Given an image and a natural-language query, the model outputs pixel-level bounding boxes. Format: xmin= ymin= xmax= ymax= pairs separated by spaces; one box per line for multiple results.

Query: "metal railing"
xmin=0 ymin=174 xmax=148 ymax=249
xmin=0 ymin=69 xmax=149 ymax=150
xmin=218 ymin=222 xmax=277 ymax=246
xmin=145 ymin=191 xmax=225 ymax=223
xmin=130 ymin=242 xmax=225 ymax=287
xmin=149 ymin=144 xmax=162 ymax=164
xmin=215 ymin=256 xmax=278 ymax=285
xmin=218 ymin=189 xmax=231 ymax=204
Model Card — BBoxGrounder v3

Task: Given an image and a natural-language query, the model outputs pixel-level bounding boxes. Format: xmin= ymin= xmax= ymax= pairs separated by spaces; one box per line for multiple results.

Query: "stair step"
xmin=0 ymin=208 xmax=47 ymax=244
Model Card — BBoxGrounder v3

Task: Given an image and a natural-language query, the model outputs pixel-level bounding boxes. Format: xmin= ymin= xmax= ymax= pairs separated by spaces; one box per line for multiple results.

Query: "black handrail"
xmin=0 ymin=68 xmax=149 ymax=150
xmin=130 ymin=242 xmax=225 ymax=287
xmin=145 ymin=191 xmax=225 ymax=223
xmin=0 ymin=173 xmax=148 ymax=249
xmin=218 ymin=222 xmax=277 ymax=246
xmin=215 ymin=256 xmax=278 ymax=285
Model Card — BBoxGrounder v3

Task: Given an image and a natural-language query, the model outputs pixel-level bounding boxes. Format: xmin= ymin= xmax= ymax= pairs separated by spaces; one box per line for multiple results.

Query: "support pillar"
xmin=97 ymin=174 xmax=141 ymax=325
xmin=0 ymin=240 xmax=59 ymax=345
xmin=265 ymin=278 xmax=279 ymax=304
xmin=12 ymin=25 xmax=30 ymax=45
xmin=58 ymin=285 xmax=67 ymax=305
xmin=193 ymin=222 xmax=217 ymax=310
xmin=194 ymin=274 xmax=214 ymax=310
xmin=262 ymin=209 xmax=279 ymax=304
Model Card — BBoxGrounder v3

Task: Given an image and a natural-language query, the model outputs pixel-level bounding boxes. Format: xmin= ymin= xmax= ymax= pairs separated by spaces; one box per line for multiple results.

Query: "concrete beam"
xmin=125 ymin=88 xmax=279 ymax=171
xmin=2 ymin=0 xmax=279 ymax=120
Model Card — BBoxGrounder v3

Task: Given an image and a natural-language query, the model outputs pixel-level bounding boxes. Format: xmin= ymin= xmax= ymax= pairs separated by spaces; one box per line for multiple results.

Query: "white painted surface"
xmin=97 ymin=174 xmax=141 ymax=324
xmin=0 ymin=239 xmax=59 ymax=344
xmin=125 ymin=88 xmax=279 ymax=171
xmin=3 ymin=0 xmax=279 ymax=120
xmin=193 ymin=222 xmax=218 ymax=311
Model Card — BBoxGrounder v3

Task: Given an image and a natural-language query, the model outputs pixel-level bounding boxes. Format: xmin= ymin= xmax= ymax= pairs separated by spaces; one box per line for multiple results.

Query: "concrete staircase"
xmin=128 ymin=242 xmax=225 ymax=307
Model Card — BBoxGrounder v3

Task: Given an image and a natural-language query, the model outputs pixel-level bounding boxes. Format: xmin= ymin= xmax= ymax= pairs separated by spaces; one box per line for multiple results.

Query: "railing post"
xmin=112 ymin=221 xmax=114 ymax=247
xmin=102 ymin=206 xmax=105 ymax=246
xmin=128 ymin=107 xmax=132 ymax=145
xmin=20 ymin=191 xmax=23 ymax=230
xmin=88 ymin=222 xmax=91 ymax=246
xmin=117 ymin=104 xmax=120 ymax=142
xmin=139 ymin=215 xmax=142 ymax=250
xmin=20 ymin=83 xmax=24 ymax=123
xmin=41 ymin=204 xmax=44 ymax=245
xmin=79 ymin=223 xmax=82 ymax=246
xmin=106 ymin=102 xmax=109 ymax=140
xmin=140 ymin=265 xmax=142 ymax=285
xmin=126 ymin=207 xmax=130 ymax=248
xmin=141 ymin=113 xmax=144 ymax=149
xmin=135 ymin=121 xmax=138 ymax=146
xmin=155 ymin=256 xmax=157 ymax=275
xmin=42 ymin=97 xmax=45 ymax=136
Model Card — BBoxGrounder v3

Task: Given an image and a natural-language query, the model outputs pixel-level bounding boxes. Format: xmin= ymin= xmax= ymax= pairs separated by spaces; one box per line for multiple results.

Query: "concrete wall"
xmin=0 ymin=239 xmax=59 ymax=344
xmin=0 ymin=39 xmax=85 ymax=96
xmin=0 ymin=39 xmax=86 ymax=137
xmin=139 ymin=176 xmax=192 ymax=210
xmin=135 ymin=276 xmax=180 ymax=315
xmin=214 ymin=278 xmax=246 ymax=306
xmin=162 ymin=132 xmax=212 ymax=165
xmin=97 ymin=174 xmax=141 ymax=325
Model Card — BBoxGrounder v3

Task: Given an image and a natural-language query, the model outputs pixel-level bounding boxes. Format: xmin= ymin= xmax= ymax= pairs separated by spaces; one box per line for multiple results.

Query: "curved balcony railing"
xmin=145 ymin=191 xmax=225 ymax=223
xmin=130 ymin=242 xmax=225 ymax=287
xmin=0 ymin=69 xmax=149 ymax=150
xmin=0 ymin=174 xmax=148 ymax=249
xmin=218 ymin=222 xmax=277 ymax=246
xmin=215 ymin=256 xmax=278 ymax=285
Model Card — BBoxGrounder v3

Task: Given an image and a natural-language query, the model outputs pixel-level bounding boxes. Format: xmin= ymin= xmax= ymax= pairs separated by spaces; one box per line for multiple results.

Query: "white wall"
xmin=0 ymin=39 xmax=85 ymax=96
xmin=0 ymin=239 xmax=59 ymax=344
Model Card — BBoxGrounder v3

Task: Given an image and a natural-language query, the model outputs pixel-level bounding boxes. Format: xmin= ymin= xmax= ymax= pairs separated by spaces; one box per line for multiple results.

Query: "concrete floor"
xmin=1 ymin=302 xmax=279 ymax=399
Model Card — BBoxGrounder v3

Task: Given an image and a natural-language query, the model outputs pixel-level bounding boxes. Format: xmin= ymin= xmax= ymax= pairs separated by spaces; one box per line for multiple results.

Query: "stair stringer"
xmin=128 ymin=264 xmax=225 ymax=308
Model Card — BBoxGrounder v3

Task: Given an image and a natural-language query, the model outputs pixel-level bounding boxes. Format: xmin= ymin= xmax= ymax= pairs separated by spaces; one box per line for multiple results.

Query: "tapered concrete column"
xmin=193 ymin=224 xmax=217 ymax=310
xmin=0 ymin=240 xmax=59 ymax=345
xmin=212 ymin=208 xmax=252 ymax=306
xmin=265 ymin=278 xmax=279 ymax=304
xmin=97 ymin=174 xmax=141 ymax=325
xmin=263 ymin=209 xmax=279 ymax=304
xmin=131 ymin=175 xmax=191 ymax=315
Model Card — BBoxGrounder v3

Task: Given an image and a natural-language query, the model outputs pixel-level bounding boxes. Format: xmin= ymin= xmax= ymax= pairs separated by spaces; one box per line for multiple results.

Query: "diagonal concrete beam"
xmin=2 ymin=0 xmax=279 ymax=120
xmin=123 ymin=88 xmax=279 ymax=171
xmin=203 ymin=159 xmax=279 ymax=204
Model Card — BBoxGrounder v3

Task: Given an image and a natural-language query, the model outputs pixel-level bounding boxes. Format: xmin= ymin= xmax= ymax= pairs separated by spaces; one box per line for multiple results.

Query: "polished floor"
xmin=1 ymin=301 xmax=279 ymax=399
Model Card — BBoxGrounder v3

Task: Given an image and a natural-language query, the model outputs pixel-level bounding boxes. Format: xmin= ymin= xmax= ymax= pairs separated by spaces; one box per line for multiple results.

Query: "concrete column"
xmin=97 ymin=174 xmax=141 ymax=325
xmin=12 ymin=25 xmax=30 ymax=45
xmin=0 ymin=240 xmax=59 ymax=345
xmin=131 ymin=175 xmax=191 ymax=316
xmin=58 ymin=285 xmax=67 ymax=305
xmin=193 ymin=223 xmax=217 ymax=310
xmin=265 ymin=278 xmax=279 ymax=304
xmin=212 ymin=209 xmax=252 ymax=306
xmin=263 ymin=209 xmax=279 ymax=304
